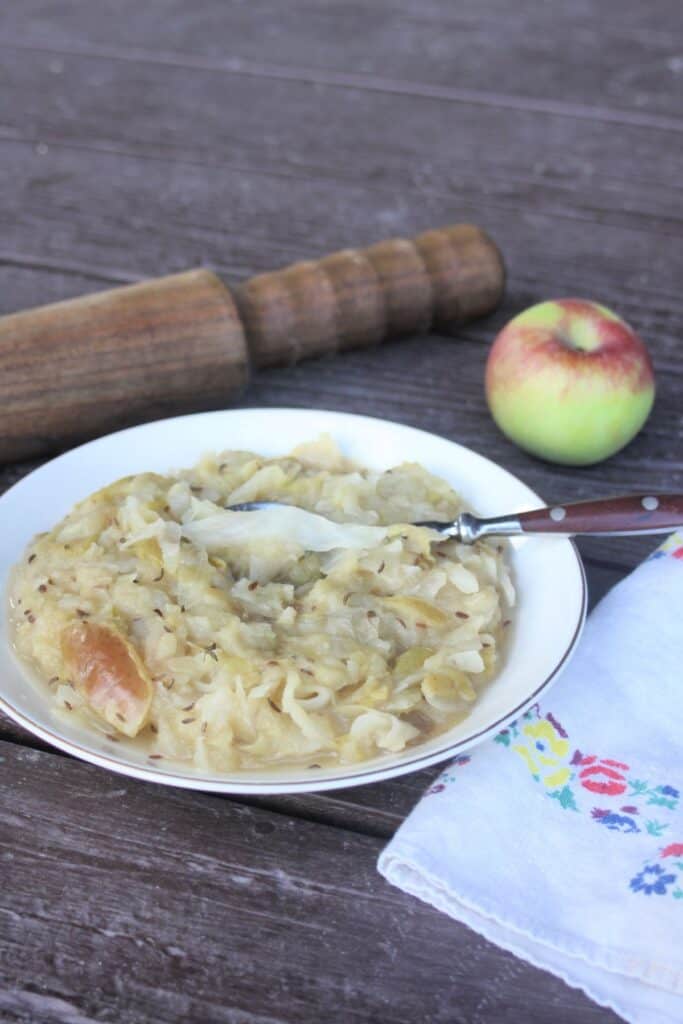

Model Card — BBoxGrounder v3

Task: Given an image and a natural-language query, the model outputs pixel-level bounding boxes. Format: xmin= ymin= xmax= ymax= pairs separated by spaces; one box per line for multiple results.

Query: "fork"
xmin=229 ymin=494 xmax=683 ymax=544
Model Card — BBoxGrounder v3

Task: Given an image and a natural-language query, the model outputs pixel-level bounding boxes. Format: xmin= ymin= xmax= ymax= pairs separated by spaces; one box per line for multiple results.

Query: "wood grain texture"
xmin=0 ymin=269 xmax=249 ymax=461
xmin=234 ymin=223 xmax=504 ymax=368
xmin=0 ymin=1 xmax=681 ymax=119
xmin=1 ymin=1 xmax=681 ymax=1020
xmin=0 ymin=739 xmax=620 ymax=1024
xmin=0 ymin=224 xmax=503 ymax=460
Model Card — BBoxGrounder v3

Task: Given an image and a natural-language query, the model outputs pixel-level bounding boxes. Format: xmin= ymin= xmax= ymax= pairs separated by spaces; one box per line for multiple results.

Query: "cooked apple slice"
xmin=422 ymin=668 xmax=475 ymax=711
xmin=393 ymin=646 xmax=434 ymax=680
xmin=61 ymin=622 xmax=153 ymax=737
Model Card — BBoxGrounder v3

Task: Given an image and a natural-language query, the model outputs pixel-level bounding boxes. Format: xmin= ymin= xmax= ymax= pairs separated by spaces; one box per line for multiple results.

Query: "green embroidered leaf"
xmin=549 ymin=786 xmax=579 ymax=811
xmin=674 ymin=861 xmax=683 ymax=871
xmin=646 ymin=796 xmax=676 ymax=810
xmin=673 ymin=888 xmax=683 ymax=900
xmin=627 ymin=780 xmax=649 ymax=796
xmin=495 ymin=732 xmax=511 ymax=747
xmin=645 ymin=820 xmax=668 ymax=837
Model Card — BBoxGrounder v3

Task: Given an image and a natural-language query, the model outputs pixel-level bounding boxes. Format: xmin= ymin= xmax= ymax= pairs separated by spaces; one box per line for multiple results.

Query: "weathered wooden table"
xmin=1 ymin=3 xmax=681 ymax=1021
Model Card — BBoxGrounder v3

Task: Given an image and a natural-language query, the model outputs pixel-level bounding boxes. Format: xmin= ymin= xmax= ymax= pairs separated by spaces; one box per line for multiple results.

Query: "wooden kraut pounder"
xmin=0 ymin=223 xmax=504 ymax=462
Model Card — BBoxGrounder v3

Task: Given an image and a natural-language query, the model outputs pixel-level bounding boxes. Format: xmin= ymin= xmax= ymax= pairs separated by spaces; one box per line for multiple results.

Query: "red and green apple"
xmin=485 ymin=299 xmax=655 ymax=466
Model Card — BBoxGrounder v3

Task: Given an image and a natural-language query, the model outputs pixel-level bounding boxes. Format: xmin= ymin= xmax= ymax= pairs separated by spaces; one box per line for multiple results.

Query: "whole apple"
xmin=485 ymin=299 xmax=655 ymax=466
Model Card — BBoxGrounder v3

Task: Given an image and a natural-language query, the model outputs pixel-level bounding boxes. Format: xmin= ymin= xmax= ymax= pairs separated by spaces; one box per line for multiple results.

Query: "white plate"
xmin=0 ymin=408 xmax=586 ymax=794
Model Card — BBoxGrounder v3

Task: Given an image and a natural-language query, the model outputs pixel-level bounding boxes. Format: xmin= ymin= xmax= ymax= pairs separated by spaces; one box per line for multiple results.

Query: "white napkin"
xmin=379 ymin=534 xmax=683 ymax=1024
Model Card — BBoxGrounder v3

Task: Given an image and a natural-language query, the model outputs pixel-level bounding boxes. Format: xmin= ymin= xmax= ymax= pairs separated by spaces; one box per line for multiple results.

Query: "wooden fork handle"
xmin=518 ymin=495 xmax=683 ymax=536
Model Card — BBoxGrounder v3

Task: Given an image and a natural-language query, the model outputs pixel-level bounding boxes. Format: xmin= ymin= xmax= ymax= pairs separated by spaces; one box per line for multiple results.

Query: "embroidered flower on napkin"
xmin=379 ymin=533 xmax=683 ymax=1024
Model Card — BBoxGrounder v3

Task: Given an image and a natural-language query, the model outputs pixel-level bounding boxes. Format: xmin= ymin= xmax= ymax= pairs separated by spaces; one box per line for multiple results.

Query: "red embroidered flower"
xmin=578 ymin=756 xmax=630 ymax=796
xmin=661 ymin=843 xmax=683 ymax=858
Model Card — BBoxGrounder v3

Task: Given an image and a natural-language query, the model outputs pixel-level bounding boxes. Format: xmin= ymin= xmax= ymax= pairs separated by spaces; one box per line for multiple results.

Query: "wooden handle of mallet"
xmin=0 ymin=223 xmax=504 ymax=462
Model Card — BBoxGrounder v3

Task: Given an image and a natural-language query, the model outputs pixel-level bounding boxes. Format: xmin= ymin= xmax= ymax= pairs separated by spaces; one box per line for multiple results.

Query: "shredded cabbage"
xmin=182 ymin=503 xmax=389 ymax=553
xmin=8 ymin=436 xmax=514 ymax=773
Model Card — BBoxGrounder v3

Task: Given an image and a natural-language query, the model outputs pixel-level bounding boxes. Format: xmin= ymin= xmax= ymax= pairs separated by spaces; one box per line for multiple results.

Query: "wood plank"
xmin=1 ymin=1 xmax=681 ymax=119
xmin=1 ymin=128 xmax=680 ymax=316
xmin=0 ymin=43 xmax=680 ymax=456
xmin=0 ymin=699 xmax=438 ymax=838
xmin=0 ymin=4 xmax=677 ymax=1021
xmin=1 ymin=44 xmax=681 ymax=234
xmin=0 ymin=48 xmax=680 ymax=354
xmin=0 ymin=739 xmax=619 ymax=1024
xmin=0 ymin=142 xmax=680 ymax=521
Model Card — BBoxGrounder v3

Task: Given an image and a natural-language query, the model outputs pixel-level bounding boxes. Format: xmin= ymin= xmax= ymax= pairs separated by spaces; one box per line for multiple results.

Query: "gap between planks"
xmin=2 ymin=129 xmax=682 ymax=250
xmin=0 ymin=735 xmax=619 ymax=1024
xmin=0 ymin=721 xmax=408 ymax=840
xmin=2 ymin=38 xmax=682 ymax=135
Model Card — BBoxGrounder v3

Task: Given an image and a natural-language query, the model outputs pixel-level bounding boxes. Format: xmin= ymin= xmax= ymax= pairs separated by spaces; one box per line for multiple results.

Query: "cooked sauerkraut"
xmin=8 ymin=436 xmax=515 ymax=772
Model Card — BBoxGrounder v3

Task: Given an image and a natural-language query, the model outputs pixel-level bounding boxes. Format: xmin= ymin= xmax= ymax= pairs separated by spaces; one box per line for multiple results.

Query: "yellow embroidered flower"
xmin=513 ymin=719 xmax=571 ymax=788
xmin=657 ymin=531 xmax=683 ymax=555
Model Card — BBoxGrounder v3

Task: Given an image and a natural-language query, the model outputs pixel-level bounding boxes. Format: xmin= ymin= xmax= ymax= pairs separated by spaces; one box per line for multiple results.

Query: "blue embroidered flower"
xmin=592 ymin=810 xmax=640 ymax=834
xmin=659 ymin=785 xmax=680 ymax=799
xmin=630 ymin=864 xmax=676 ymax=896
